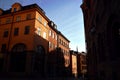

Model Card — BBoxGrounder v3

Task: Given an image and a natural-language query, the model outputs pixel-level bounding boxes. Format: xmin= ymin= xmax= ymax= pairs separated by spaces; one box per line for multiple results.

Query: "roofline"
xmin=58 ymin=31 xmax=70 ymax=42
xmin=0 ymin=3 xmax=50 ymax=22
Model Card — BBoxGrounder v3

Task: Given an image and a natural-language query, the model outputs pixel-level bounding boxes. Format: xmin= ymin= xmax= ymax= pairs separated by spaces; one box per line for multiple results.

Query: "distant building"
xmin=77 ymin=52 xmax=87 ymax=78
xmin=81 ymin=0 xmax=120 ymax=80
xmin=70 ymin=50 xmax=87 ymax=78
xmin=0 ymin=3 xmax=70 ymax=77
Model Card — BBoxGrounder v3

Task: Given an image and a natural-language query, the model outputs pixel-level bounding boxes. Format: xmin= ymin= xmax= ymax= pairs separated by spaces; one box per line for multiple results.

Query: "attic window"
xmin=11 ymin=3 xmax=22 ymax=12
xmin=14 ymin=8 xmax=17 ymax=12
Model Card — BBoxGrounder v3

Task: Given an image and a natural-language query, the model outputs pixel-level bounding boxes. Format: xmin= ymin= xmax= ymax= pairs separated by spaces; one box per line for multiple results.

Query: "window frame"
xmin=24 ymin=26 xmax=30 ymax=35
xmin=1 ymin=44 xmax=6 ymax=53
xmin=3 ymin=30 xmax=9 ymax=37
xmin=16 ymin=16 xmax=21 ymax=22
xmin=43 ymin=32 xmax=46 ymax=39
xmin=14 ymin=28 xmax=19 ymax=36
xmin=6 ymin=18 xmax=11 ymax=23
xmin=26 ymin=14 xmax=31 ymax=20
xmin=37 ymin=27 xmax=41 ymax=36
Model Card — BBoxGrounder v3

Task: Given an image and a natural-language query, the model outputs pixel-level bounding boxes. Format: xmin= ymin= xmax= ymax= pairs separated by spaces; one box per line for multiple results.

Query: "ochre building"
xmin=0 ymin=3 xmax=70 ymax=77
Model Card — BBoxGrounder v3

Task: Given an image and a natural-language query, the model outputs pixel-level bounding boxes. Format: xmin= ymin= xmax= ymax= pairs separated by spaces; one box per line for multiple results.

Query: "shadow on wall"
xmin=46 ymin=47 xmax=70 ymax=77
xmin=47 ymin=48 xmax=65 ymax=77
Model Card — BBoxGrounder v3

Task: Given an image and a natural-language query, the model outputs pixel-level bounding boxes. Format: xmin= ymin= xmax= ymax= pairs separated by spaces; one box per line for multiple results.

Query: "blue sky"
xmin=0 ymin=0 xmax=86 ymax=52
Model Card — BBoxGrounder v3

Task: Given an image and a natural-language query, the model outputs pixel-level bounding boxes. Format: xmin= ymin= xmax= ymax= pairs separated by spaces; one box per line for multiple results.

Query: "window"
xmin=24 ymin=26 xmax=30 ymax=34
xmin=26 ymin=14 xmax=31 ymax=20
xmin=49 ymin=30 xmax=52 ymax=36
xmin=59 ymin=39 xmax=61 ymax=43
xmin=14 ymin=28 xmax=19 ymax=36
xmin=3 ymin=30 xmax=8 ymax=37
xmin=56 ymin=35 xmax=57 ymax=40
xmin=54 ymin=34 xmax=56 ymax=39
xmin=44 ymin=22 xmax=47 ymax=26
xmin=43 ymin=32 xmax=46 ymax=39
xmin=52 ymin=43 xmax=55 ymax=49
xmin=14 ymin=8 xmax=17 ymax=12
xmin=16 ymin=16 xmax=21 ymax=21
xmin=38 ymin=16 xmax=42 ymax=22
xmin=37 ymin=27 xmax=41 ymax=36
xmin=6 ymin=18 xmax=11 ymax=23
xmin=52 ymin=33 xmax=54 ymax=38
xmin=1 ymin=44 xmax=6 ymax=53
xmin=49 ymin=42 xmax=52 ymax=48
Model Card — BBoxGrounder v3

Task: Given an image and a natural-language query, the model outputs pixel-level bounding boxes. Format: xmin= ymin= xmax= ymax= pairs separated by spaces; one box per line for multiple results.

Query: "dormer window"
xmin=51 ymin=21 xmax=54 ymax=26
xmin=54 ymin=24 xmax=57 ymax=29
xmin=11 ymin=3 xmax=22 ymax=12
xmin=14 ymin=8 xmax=17 ymax=12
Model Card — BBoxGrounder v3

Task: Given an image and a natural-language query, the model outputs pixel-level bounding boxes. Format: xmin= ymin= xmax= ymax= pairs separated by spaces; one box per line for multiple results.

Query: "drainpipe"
xmin=5 ymin=13 xmax=14 ymax=72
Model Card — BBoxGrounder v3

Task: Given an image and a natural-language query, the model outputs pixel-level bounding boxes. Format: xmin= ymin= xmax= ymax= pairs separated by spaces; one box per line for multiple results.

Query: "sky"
xmin=0 ymin=0 xmax=86 ymax=52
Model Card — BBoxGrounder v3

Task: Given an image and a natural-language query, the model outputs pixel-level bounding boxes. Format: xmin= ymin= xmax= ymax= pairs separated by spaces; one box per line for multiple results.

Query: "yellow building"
xmin=0 ymin=3 xmax=70 ymax=77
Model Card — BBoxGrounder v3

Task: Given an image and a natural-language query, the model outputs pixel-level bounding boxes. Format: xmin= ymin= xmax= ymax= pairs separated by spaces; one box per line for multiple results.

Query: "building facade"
xmin=58 ymin=32 xmax=70 ymax=67
xmin=81 ymin=0 xmax=120 ymax=80
xmin=0 ymin=3 xmax=70 ymax=77
xmin=77 ymin=52 xmax=87 ymax=78
xmin=70 ymin=50 xmax=87 ymax=78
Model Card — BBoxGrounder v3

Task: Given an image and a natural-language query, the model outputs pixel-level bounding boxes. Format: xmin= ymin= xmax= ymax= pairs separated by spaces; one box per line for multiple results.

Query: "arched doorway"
xmin=9 ymin=43 xmax=27 ymax=72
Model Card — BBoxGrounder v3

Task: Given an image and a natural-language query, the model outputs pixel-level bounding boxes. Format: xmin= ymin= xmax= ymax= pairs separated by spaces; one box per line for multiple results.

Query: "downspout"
xmin=6 ymin=12 xmax=14 ymax=72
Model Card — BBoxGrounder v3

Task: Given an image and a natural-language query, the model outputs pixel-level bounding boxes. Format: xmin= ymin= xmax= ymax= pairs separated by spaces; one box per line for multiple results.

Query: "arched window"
xmin=12 ymin=43 xmax=26 ymax=52
xmin=11 ymin=3 xmax=22 ymax=12
xmin=10 ymin=43 xmax=26 ymax=72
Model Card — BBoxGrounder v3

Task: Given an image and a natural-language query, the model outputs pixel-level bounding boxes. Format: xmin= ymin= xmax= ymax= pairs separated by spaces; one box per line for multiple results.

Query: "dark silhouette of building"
xmin=81 ymin=0 xmax=120 ymax=80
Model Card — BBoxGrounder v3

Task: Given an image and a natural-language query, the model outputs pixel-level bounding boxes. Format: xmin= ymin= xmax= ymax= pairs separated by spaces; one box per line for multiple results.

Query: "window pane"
xmin=49 ymin=42 xmax=52 ymax=48
xmin=16 ymin=16 xmax=21 ymax=21
xmin=3 ymin=30 xmax=8 ymax=37
xmin=26 ymin=14 xmax=31 ymax=20
xmin=14 ymin=8 xmax=17 ymax=12
xmin=38 ymin=16 xmax=42 ymax=22
xmin=1 ymin=44 xmax=6 ymax=53
xmin=14 ymin=28 xmax=19 ymax=36
xmin=43 ymin=32 xmax=46 ymax=39
xmin=6 ymin=18 xmax=11 ymax=23
xmin=44 ymin=22 xmax=47 ymax=26
xmin=38 ymin=27 xmax=41 ymax=36
xmin=49 ymin=30 xmax=52 ymax=36
xmin=24 ymin=26 xmax=30 ymax=34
